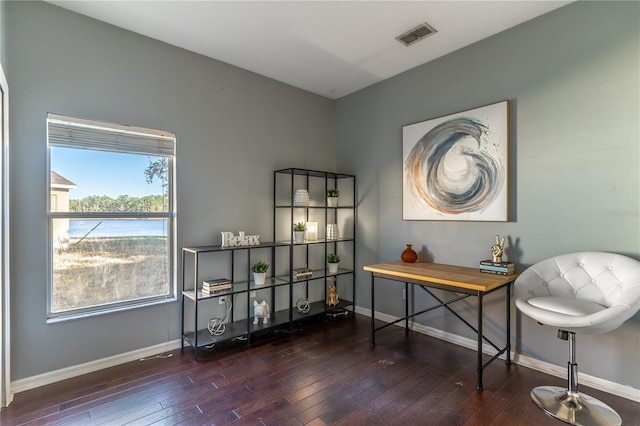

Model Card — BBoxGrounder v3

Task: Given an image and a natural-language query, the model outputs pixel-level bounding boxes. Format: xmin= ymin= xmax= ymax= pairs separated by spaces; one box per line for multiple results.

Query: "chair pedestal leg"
xmin=530 ymin=333 xmax=622 ymax=426
xmin=531 ymin=385 xmax=622 ymax=426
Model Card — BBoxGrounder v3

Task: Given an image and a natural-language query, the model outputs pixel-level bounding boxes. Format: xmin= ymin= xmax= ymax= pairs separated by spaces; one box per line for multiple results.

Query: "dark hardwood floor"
xmin=1 ymin=313 xmax=638 ymax=425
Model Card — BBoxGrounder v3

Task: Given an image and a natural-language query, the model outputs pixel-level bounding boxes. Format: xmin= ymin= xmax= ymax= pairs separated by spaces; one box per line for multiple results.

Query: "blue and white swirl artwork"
xmin=402 ymin=101 xmax=509 ymax=221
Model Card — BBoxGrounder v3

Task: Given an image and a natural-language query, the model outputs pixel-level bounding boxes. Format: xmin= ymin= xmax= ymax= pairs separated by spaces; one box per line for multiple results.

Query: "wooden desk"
xmin=364 ymin=261 xmax=517 ymax=390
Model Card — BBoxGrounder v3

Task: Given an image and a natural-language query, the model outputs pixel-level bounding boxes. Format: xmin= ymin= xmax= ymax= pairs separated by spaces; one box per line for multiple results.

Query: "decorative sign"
xmin=221 ymin=231 xmax=260 ymax=247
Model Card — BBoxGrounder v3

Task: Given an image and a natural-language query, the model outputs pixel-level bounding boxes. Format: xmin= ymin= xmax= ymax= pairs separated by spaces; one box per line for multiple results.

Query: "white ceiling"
xmin=46 ymin=1 xmax=572 ymax=99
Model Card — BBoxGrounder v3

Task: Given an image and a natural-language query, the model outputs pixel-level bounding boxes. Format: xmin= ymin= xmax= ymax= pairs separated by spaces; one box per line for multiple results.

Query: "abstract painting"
xmin=403 ymin=101 xmax=509 ymax=221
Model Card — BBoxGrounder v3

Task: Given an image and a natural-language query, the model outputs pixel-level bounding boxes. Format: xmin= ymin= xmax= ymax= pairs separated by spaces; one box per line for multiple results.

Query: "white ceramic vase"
xmin=327 ymin=197 xmax=338 ymax=207
xmin=294 ymin=231 xmax=305 ymax=243
xmin=327 ymin=262 xmax=339 ymax=274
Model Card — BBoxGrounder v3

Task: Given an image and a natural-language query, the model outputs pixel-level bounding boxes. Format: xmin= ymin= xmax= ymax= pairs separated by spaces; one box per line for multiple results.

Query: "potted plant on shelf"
xmin=251 ymin=261 xmax=269 ymax=286
xmin=327 ymin=188 xmax=340 ymax=207
xmin=327 ymin=253 xmax=340 ymax=274
xmin=293 ymin=222 xmax=306 ymax=243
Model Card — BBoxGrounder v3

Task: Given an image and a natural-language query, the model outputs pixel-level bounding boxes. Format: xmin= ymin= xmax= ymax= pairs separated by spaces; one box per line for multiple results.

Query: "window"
xmin=47 ymin=114 xmax=176 ymax=320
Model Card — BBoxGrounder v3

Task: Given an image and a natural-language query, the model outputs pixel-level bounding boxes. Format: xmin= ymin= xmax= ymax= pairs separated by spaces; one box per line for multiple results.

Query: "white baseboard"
xmin=11 ymin=339 xmax=182 ymax=395
xmin=355 ymin=306 xmax=640 ymax=403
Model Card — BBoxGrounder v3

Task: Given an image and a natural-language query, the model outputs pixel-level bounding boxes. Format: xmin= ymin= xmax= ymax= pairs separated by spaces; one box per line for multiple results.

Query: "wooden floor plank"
xmin=1 ymin=313 xmax=638 ymax=426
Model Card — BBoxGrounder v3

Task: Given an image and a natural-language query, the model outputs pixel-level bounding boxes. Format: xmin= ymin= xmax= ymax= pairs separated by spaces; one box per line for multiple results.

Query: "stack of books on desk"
xmin=202 ymin=278 xmax=232 ymax=295
xmin=293 ymin=268 xmax=313 ymax=279
xmin=479 ymin=261 xmax=515 ymax=276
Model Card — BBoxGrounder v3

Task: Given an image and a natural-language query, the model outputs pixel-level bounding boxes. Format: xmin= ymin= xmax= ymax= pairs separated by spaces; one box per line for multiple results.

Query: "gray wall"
xmin=335 ymin=1 xmax=639 ymax=388
xmin=6 ymin=1 xmax=335 ymax=380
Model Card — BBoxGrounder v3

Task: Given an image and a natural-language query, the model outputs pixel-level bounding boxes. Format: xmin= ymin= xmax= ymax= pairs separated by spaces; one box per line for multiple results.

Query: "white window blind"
xmin=47 ymin=113 xmax=175 ymax=157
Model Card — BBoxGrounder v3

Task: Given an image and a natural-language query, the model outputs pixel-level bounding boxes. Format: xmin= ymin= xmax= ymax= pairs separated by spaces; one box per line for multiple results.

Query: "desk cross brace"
xmin=420 ymin=287 xmax=503 ymax=354
xmin=371 ymin=291 xmax=472 ymax=335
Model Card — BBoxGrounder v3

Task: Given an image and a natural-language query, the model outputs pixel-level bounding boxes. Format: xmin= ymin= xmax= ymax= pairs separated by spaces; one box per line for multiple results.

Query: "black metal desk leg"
xmin=370 ymin=274 xmax=376 ymax=347
xmin=506 ymin=283 xmax=512 ymax=365
xmin=476 ymin=292 xmax=484 ymax=390
xmin=405 ymin=282 xmax=409 ymax=337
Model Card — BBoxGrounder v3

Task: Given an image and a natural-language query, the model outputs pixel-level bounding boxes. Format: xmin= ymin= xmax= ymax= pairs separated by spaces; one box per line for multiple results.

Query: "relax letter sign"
xmin=221 ymin=231 xmax=260 ymax=247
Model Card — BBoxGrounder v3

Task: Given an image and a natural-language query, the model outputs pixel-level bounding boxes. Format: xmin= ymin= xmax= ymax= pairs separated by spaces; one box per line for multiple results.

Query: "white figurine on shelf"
xmin=253 ymin=300 xmax=270 ymax=325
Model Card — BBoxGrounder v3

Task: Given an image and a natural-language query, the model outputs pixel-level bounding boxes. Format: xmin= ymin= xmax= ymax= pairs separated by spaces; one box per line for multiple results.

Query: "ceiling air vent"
xmin=396 ymin=22 xmax=437 ymax=47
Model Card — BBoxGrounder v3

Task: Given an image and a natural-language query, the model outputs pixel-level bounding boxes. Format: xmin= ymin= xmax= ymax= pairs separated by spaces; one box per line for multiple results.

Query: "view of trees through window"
xmin=50 ymin=142 xmax=175 ymax=316
xmin=69 ymin=195 xmax=167 ymax=212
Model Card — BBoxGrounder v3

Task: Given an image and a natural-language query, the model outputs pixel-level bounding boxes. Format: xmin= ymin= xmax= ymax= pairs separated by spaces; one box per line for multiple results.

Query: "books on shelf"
xmin=202 ymin=286 xmax=231 ymax=296
xmin=203 ymin=278 xmax=231 ymax=287
xmin=479 ymin=260 xmax=515 ymax=275
xmin=293 ymin=268 xmax=313 ymax=279
xmin=202 ymin=278 xmax=232 ymax=295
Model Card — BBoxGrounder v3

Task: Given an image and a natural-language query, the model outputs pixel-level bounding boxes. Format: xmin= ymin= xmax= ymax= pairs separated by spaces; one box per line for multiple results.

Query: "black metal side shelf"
xmin=273 ymin=167 xmax=357 ymax=331
xmin=181 ymin=168 xmax=356 ymax=360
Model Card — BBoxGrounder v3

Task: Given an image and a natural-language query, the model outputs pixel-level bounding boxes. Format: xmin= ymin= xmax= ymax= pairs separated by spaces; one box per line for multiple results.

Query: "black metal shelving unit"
xmin=181 ymin=168 xmax=356 ymax=360
xmin=274 ymin=168 xmax=357 ymax=321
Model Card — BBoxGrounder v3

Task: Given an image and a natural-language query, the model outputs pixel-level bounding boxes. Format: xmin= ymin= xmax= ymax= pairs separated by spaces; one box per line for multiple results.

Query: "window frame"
xmin=46 ymin=114 xmax=177 ymax=322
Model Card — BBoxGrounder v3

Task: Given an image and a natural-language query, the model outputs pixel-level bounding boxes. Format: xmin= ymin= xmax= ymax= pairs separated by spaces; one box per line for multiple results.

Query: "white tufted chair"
xmin=514 ymin=252 xmax=640 ymax=426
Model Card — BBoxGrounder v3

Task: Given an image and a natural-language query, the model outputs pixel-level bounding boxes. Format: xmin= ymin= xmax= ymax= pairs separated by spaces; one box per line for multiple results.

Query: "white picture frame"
xmin=403 ymin=100 xmax=510 ymax=221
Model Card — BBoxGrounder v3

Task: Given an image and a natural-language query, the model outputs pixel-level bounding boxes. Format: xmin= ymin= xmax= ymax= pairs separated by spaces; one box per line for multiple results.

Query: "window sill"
xmin=47 ymin=296 xmax=177 ymax=324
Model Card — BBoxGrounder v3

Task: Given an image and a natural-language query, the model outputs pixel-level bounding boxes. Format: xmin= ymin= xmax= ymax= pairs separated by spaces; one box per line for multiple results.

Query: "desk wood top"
xmin=363 ymin=261 xmax=517 ymax=292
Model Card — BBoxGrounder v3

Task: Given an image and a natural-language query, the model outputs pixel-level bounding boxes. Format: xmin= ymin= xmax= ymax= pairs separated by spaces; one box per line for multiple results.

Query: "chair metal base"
xmin=531 ymin=386 xmax=622 ymax=426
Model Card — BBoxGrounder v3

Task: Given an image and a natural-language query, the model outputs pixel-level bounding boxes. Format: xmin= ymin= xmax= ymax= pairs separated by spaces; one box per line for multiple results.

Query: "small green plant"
xmin=327 ymin=253 xmax=341 ymax=264
xmin=327 ymin=188 xmax=340 ymax=198
xmin=293 ymin=222 xmax=306 ymax=232
xmin=251 ymin=260 xmax=269 ymax=273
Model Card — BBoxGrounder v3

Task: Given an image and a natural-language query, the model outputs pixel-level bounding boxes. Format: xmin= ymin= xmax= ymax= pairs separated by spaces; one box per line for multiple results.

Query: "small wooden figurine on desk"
xmin=491 ymin=234 xmax=506 ymax=263
xmin=326 ymin=277 xmax=339 ymax=306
